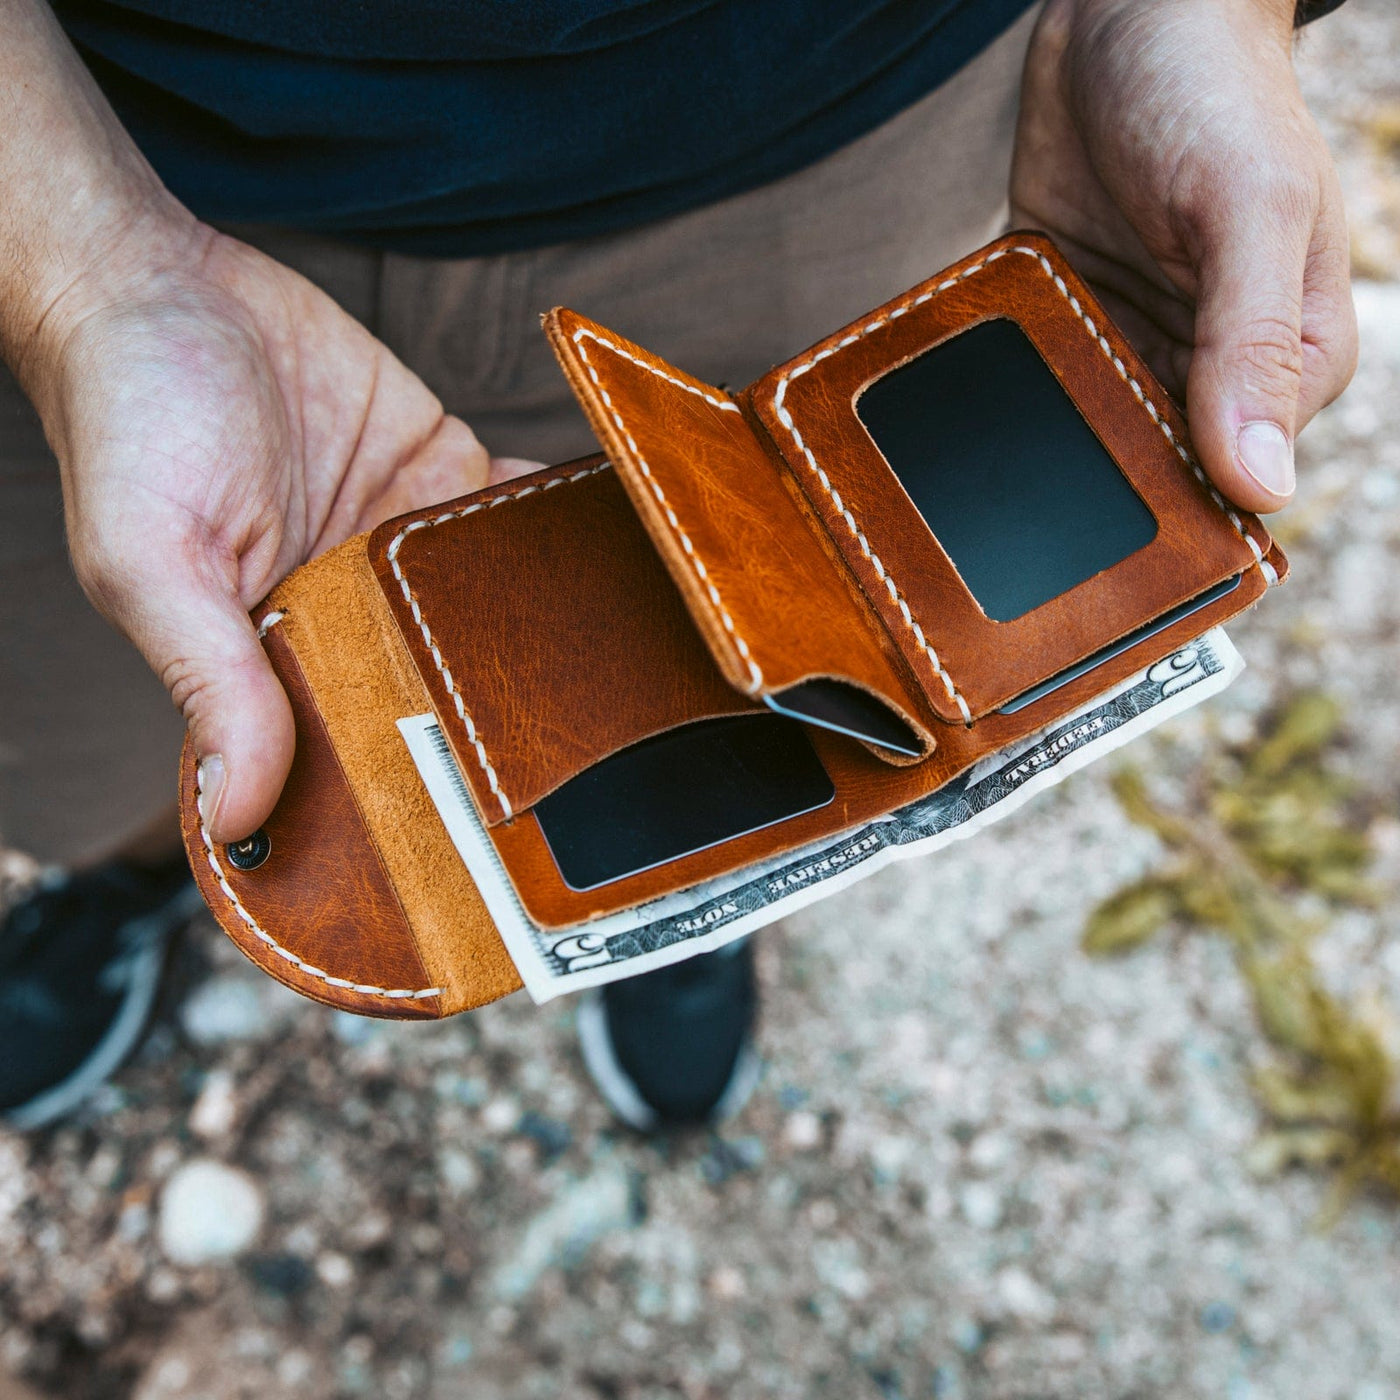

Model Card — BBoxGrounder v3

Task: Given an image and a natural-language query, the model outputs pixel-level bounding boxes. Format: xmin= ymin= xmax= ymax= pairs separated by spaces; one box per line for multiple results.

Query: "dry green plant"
xmin=1083 ymin=693 xmax=1397 ymax=1220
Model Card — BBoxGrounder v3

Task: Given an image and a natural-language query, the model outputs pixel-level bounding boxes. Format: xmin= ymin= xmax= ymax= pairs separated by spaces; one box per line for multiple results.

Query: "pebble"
xmin=316 ymin=1252 xmax=354 ymax=1288
xmin=188 ymin=1070 xmax=238 ymax=1140
xmin=480 ymin=1096 xmax=520 ymax=1134
xmin=438 ymin=1148 xmax=481 ymax=1196
xmin=783 ymin=1110 xmax=823 ymax=1150
xmin=707 ymin=1265 xmax=746 ymax=1301
xmin=811 ymin=1238 xmax=871 ymax=1301
xmin=179 ymin=974 xmax=271 ymax=1046
xmin=490 ymin=1160 xmax=631 ymax=1300
xmin=157 ymin=1159 xmax=265 ymax=1266
xmin=996 ymin=1267 xmax=1056 ymax=1324
xmin=959 ymin=1181 xmax=1003 ymax=1231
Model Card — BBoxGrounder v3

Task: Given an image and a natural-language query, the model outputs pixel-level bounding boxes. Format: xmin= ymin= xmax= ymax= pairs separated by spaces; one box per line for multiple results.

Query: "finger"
xmin=488 ymin=456 xmax=549 ymax=485
xmin=83 ymin=549 xmax=295 ymax=844
xmin=1295 ymin=175 xmax=1359 ymax=429
xmin=1185 ymin=189 xmax=1313 ymax=514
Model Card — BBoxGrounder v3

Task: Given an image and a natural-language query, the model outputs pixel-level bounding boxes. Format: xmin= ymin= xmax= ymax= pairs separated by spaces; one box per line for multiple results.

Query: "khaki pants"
xmin=0 ymin=7 xmax=1035 ymax=865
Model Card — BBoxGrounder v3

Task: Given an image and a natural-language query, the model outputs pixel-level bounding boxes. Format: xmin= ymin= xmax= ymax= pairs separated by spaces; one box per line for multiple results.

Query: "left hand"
xmin=1010 ymin=0 xmax=1357 ymax=513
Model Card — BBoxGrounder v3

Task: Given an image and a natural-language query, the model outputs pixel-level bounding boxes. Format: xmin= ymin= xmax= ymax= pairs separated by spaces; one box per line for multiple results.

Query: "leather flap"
xmin=746 ymin=232 xmax=1284 ymax=721
xmin=544 ymin=308 xmax=940 ymax=757
xmin=369 ymin=457 xmax=761 ymax=827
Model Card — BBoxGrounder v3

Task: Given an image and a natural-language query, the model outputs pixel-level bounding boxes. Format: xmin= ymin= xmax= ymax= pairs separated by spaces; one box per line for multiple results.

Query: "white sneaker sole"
xmin=3 ymin=884 xmax=200 ymax=1131
xmin=576 ymin=988 xmax=762 ymax=1132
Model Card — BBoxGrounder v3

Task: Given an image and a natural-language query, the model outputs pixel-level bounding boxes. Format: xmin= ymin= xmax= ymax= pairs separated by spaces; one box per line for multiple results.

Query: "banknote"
xmin=399 ymin=630 xmax=1241 ymax=1002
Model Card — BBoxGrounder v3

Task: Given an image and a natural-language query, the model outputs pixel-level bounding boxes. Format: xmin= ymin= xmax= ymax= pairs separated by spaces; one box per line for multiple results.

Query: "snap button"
xmin=226 ymin=830 xmax=272 ymax=871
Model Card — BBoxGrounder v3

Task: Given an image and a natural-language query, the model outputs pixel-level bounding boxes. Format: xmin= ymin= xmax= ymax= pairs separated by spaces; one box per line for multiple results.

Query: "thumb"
xmin=114 ymin=565 xmax=295 ymax=844
xmin=1185 ymin=213 xmax=1309 ymax=515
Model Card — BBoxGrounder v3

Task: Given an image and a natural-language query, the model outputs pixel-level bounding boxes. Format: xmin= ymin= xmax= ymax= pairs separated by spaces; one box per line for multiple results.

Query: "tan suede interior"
xmin=267 ymin=535 xmax=521 ymax=1012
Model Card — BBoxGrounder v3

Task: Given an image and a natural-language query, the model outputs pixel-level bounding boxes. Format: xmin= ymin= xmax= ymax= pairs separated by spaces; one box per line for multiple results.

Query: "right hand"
xmin=25 ymin=215 xmax=524 ymax=843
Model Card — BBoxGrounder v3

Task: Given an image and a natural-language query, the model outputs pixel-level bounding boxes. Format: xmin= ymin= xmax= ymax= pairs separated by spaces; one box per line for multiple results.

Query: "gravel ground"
xmin=3 ymin=6 xmax=1399 ymax=1398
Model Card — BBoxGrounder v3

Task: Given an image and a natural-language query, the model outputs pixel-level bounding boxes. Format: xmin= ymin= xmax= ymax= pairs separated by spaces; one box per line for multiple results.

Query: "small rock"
xmin=440 ymin=1333 xmax=474 ymax=1367
xmin=316 ymin=1252 xmax=354 ymax=1288
xmin=481 ymin=1096 xmax=520 ymax=1135
xmin=996 ymin=1267 xmax=1055 ymax=1323
xmin=517 ymin=1111 xmax=571 ymax=1164
xmin=275 ymin=1351 xmax=315 ymax=1388
xmin=783 ymin=1111 xmax=823 ymax=1151
xmin=145 ymin=1267 xmax=182 ymax=1303
xmin=329 ymin=1010 xmax=377 ymax=1046
xmin=959 ymin=1182 xmax=1003 ymax=1231
xmin=345 ymin=1210 xmax=392 ymax=1251
xmin=812 ymin=1238 xmax=871 ymax=1301
xmin=1354 ymin=281 xmax=1400 ymax=366
xmin=951 ymin=1317 xmax=984 ymax=1354
xmin=1201 ymin=1300 xmax=1236 ymax=1334
xmin=967 ymin=1133 xmax=1013 ymax=1172
xmin=179 ymin=974 xmax=270 ymax=1046
xmin=491 ymin=1160 xmax=631 ymax=1300
xmin=188 ymin=1070 xmax=238 ymax=1140
xmin=158 ymin=1159 xmax=265 ymax=1266
xmin=246 ymin=1253 xmax=315 ymax=1298
xmin=438 ymin=1148 xmax=481 ymax=1196
xmin=700 ymin=1136 xmax=764 ymax=1185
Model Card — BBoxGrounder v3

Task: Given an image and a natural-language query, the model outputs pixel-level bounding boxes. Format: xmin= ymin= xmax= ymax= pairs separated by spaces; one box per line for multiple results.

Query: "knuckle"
xmin=1236 ymin=315 xmax=1305 ymax=396
xmin=1252 ymin=167 xmax=1319 ymax=230
xmin=161 ymin=659 xmax=215 ymax=723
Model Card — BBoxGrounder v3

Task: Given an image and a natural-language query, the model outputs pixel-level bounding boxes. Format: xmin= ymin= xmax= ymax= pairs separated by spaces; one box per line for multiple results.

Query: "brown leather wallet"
xmin=179 ymin=232 xmax=1286 ymax=1019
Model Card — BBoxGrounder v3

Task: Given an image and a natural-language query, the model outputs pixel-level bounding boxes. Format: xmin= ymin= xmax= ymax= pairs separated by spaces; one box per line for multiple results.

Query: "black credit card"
xmin=534 ymin=712 xmax=835 ymax=891
xmin=997 ymin=573 xmax=1241 ymax=713
xmin=765 ymin=677 xmax=923 ymax=756
xmin=856 ymin=316 xmax=1160 ymax=622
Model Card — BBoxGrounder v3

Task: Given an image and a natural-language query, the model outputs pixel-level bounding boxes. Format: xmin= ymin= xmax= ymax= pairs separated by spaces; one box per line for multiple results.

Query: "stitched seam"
xmin=570 ymin=329 xmax=764 ymax=694
xmin=194 ymin=765 xmax=442 ymax=1001
xmin=1007 ymin=245 xmax=1276 ymax=584
xmin=256 ymin=610 xmax=286 ymax=638
xmin=771 ymin=246 xmax=1276 ymax=722
xmin=772 ymin=263 xmax=987 ymax=723
xmin=384 ymin=462 xmax=611 ymax=821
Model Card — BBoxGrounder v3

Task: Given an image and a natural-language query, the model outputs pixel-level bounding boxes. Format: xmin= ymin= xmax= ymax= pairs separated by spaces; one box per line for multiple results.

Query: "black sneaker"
xmin=0 ymin=856 xmax=200 ymax=1130
xmin=576 ymin=939 xmax=761 ymax=1131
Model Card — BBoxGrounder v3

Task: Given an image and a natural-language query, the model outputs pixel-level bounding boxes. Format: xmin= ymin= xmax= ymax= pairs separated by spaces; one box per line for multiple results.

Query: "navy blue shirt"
xmin=56 ymin=0 xmax=1036 ymax=256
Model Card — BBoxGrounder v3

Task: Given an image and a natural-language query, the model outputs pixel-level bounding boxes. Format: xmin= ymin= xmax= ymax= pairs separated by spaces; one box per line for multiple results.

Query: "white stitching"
xmin=194 ymin=765 xmax=442 ymax=1002
xmin=1006 ymin=245 xmax=1277 ymax=585
xmin=570 ymin=331 xmax=743 ymax=416
xmin=256 ymin=610 xmax=286 ymax=639
xmin=384 ymin=463 xmax=611 ymax=821
xmin=771 ymin=256 xmax=989 ymax=724
xmin=570 ymin=329 xmax=764 ymax=694
xmin=771 ymin=245 xmax=1277 ymax=722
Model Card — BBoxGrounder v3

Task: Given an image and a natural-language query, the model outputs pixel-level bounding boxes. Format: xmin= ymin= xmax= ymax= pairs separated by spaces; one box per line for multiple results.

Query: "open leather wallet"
xmin=179 ymin=232 xmax=1287 ymax=1019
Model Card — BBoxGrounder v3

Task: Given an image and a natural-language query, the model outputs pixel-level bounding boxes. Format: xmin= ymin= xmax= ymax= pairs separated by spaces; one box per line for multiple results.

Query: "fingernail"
xmin=1236 ymin=421 xmax=1295 ymax=498
xmin=197 ymin=753 xmax=226 ymax=830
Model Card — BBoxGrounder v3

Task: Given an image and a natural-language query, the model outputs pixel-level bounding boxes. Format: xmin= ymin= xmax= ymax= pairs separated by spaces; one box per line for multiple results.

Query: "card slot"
xmin=534 ymin=712 xmax=835 ymax=891
xmin=371 ymin=460 xmax=759 ymax=827
xmin=996 ymin=575 xmax=1242 ymax=714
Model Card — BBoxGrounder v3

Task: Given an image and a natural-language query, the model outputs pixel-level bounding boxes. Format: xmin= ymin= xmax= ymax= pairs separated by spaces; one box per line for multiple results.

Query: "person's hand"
xmin=1010 ymin=0 xmax=1357 ymax=514
xmin=24 ymin=216 xmax=528 ymax=843
xmin=0 ymin=0 xmax=545 ymax=846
